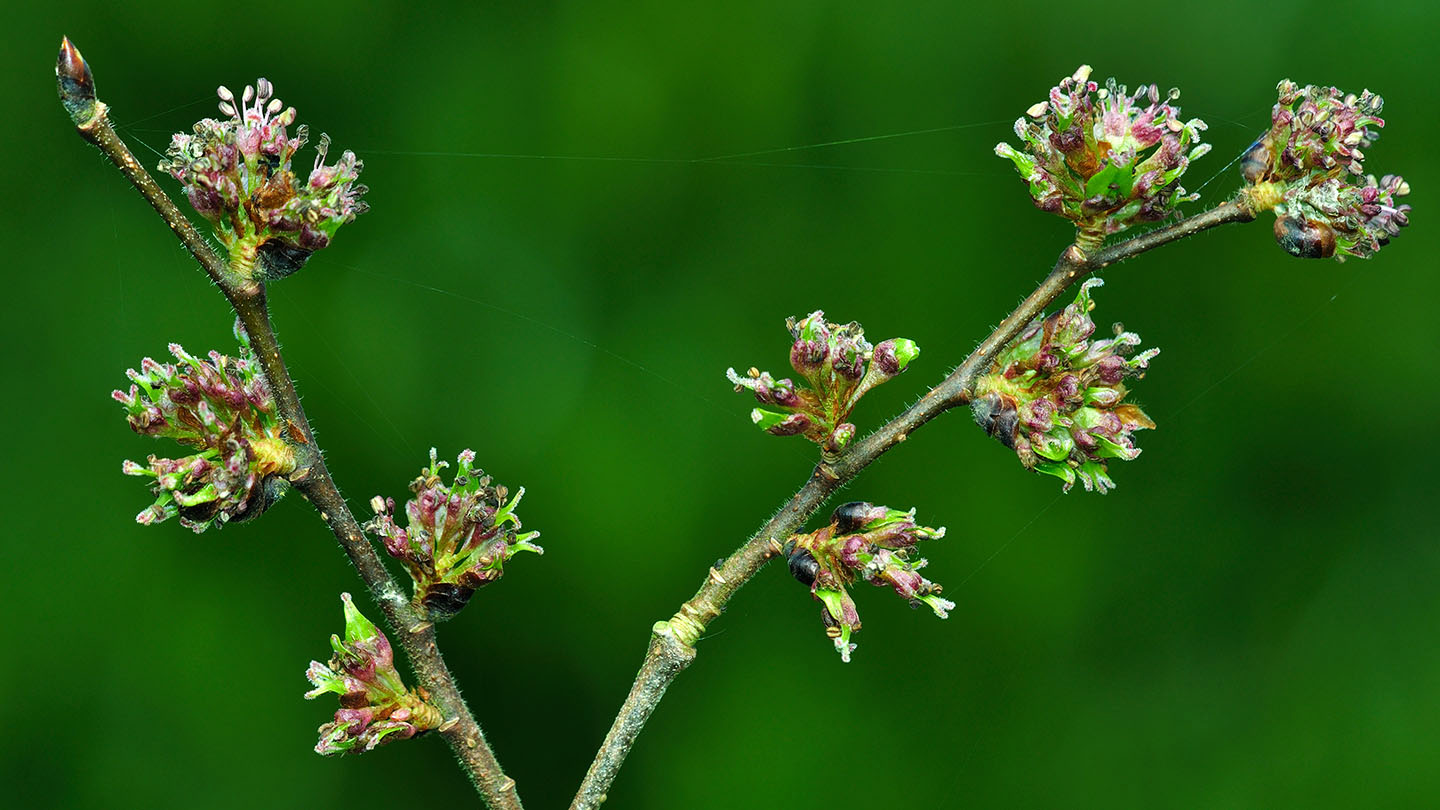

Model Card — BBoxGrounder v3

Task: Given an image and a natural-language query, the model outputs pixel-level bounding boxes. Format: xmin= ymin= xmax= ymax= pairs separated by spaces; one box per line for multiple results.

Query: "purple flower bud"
xmin=788 ymin=312 xmax=831 ymax=376
xmin=1020 ymin=398 xmax=1055 ymax=433
xmin=870 ymin=338 xmax=920 ymax=378
xmin=1094 ymin=354 xmax=1126 ymax=384
xmin=760 ymin=411 xmax=812 ymax=436
xmin=823 ymin=423 xmax=856 ymax=455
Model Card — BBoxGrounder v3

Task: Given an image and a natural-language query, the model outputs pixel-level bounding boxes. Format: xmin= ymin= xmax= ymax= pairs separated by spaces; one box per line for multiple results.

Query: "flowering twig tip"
xmin=1240 ymin=81 xmax=1409 ymax=260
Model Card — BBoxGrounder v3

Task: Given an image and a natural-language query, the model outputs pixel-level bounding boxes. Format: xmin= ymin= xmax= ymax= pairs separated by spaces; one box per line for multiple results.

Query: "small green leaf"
xmin=890 ymin=338 xmax=920 ymax=371
xmin=341 ymin=593 xmax=382 ymax=646
xmin=1032 ymin=429 xmax=1075 ymax=462
xmin=1085 ymin=164 xmax=1128 ymax=198
xmin=750 ymin=408 xmax=791 ymax=431
xmin=1034 ymin=461 xmax=1076 ymax=491
xmin=1093 ymin=435 xmax=1138 ymax=460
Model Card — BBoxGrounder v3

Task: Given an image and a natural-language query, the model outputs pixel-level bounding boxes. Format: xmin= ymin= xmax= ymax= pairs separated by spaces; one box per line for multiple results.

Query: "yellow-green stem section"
xmin=229 ymin=236 xmax=261 ymax=280
xmin=1075 ymin=224 xmax=1106 ymax=255
xmin=1242 ymin=181 xmax=1284 ymax=214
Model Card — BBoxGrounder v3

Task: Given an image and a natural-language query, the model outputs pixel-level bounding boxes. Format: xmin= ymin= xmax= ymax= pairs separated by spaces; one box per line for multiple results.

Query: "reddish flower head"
xmin=159 ymin=79 xmax=368 ymax=279
xmin=367 ymin=449 xmax=542 ymax=620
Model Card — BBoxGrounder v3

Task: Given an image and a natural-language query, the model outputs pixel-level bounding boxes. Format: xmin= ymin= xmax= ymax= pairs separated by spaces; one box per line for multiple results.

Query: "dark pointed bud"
xmin=419 ymin=583 xmax=476 ymax=620
xmin=971 ymin=392 xmax=1020 ymax=450
xmin=1274 ymin=216 xmax=1336 ymax=259
xmin=56 ymin=37 xmax=94 ymax=98
xmin=255 ymin=239 xmax=315 ymax=280
xmin=57 ymin=37 xmax=97 ymax=123
xmin=1240 ymin=137 xmax=1272 ymax=184
xmin=228 ymin=475 xmax=290 ymax=524
xmin=787 ymin=547 xmax=820 ymax=586
xmin=831 ymin=501 xmax=883 ymax=534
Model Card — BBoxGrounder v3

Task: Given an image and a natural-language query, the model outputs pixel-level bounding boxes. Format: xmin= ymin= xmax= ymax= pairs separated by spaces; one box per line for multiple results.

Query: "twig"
xmin=570 ymin=201 xmax=1253 ymax=809
xmin=57 ymin=37 xmax=522 ymax=809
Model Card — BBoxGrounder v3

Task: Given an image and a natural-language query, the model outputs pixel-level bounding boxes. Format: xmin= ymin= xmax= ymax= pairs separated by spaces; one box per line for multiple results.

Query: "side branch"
xmin=571 ymin=200 xmax=1252 ymax=809
xmin=59 ymin=38 xmax=522 ymax=810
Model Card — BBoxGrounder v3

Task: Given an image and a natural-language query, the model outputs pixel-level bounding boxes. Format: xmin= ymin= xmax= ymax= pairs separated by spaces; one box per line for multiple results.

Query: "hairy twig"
xmin=57 ymin=37 xmax=522 ymax=809
xmin=571 ymin=200 xmax=1253 ymax=808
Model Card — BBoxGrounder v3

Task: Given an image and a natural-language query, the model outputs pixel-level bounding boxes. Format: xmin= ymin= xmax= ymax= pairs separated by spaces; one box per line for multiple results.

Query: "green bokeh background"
xmin=5 ymin=1 xmax=1436 ymax=807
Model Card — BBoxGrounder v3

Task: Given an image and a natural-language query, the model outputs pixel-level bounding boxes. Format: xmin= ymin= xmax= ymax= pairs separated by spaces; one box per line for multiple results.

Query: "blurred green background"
xmin=5 ymin=1 xmax=1437 ymax=807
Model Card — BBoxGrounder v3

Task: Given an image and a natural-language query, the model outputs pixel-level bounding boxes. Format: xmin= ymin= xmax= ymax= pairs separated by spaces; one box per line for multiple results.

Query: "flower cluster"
xmin=1241 ymin=81 xmax=1411 ymax=260
xmin=367 ymin=449 xmax=542 ymax=621
xmin=970 ymin=279 xmax=1158 ymax=494
xmin=996 ymin=65 xmax=1210 ymax=252
xmin=113 ymin=320 xmax=295 ymax=531
xmin=305 ymin=593 xmax=443 ymax=756
xmin=727 ymin=312 xmax=918 ymax=456
xmin=783 ymin=501 xmax=950 ymax=662
xmin=159 ymin=79 xmax=368 ymax=279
